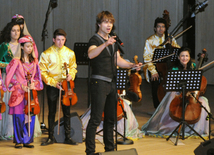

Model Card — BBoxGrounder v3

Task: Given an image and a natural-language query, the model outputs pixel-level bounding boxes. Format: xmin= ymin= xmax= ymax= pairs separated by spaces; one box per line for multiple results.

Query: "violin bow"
xmin=159 ymin=25 xmax=192 ymax=47
xmin=26 ymin=73 xmax=31 ymax=137
xmin=131 ymin=52 xmax=175 ymax=70
xmin=199 ymin=60 xmax=214 ymax=70
xmin=58 ymin=85 xmax=62 ymax=135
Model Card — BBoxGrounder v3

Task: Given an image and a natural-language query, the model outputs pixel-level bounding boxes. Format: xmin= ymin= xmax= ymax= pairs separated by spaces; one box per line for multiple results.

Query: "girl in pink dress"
xmin=6 ymin=35 xmax=43 ymax=148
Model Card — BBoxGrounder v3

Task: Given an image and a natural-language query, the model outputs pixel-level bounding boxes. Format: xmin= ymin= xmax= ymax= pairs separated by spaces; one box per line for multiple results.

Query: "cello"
xmin=157 ymin=10 xmax=174 ymax=103
xmin=169 ymin=49 xmax=208 ymax=124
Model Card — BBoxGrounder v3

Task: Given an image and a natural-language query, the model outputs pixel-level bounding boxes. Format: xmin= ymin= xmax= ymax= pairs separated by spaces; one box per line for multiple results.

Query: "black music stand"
xmin=152 ymin=48 xmax=179 ymax=62
xmin=165 ymin=70 xmax=206 ymax=145
xmin=116 ymin=69 xmax=133 ymax=145
xmin=73 ymin=42 xmax=89 ymax=65
xmin=73 ymin=42 xmax=91 ymax=107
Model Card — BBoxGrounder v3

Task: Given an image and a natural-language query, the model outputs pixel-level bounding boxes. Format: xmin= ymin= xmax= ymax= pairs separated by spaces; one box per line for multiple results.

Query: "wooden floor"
xmin=1 ymin=78 xmax=214 ymax=155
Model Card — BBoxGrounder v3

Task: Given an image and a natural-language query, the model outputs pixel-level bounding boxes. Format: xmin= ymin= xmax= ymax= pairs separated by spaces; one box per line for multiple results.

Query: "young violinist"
xmin=85 ymin=11 xmax=142 ymax=155
xmin=5 ymin=35 xmax=43 ymax=148
xmin=39 ymin=29 xmax=78 ymax=146
xmin=143 ymin=17 xmax=180 ymax=109
xmin=141 ymin=47 xmax=210 ymax=138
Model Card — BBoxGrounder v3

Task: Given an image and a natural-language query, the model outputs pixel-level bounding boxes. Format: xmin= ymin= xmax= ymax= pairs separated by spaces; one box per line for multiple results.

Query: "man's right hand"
xmin=56 ymin=82 xmax=64 ymax=90
xmin=151 ymin=73 xmax=159 ymax=81
xmin=105 ymin=36 xmax=116 ymax=46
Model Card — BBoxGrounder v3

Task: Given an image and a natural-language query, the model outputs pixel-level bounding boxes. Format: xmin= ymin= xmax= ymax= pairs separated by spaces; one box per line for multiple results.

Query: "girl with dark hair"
xmin=11 ymin=14 xmax=39 ymax=58
xmin=5 ymin=35 xmax=43 ymax=148
xmin=0 ymin=21 xmax=22 ymax=140
xmin=142 ymin=47 xmax=210 ymax=139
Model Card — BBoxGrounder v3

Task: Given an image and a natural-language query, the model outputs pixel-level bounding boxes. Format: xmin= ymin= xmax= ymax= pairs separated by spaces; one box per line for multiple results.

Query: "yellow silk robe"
xmin=39 ymin=45 xmax=77 ymax=87
xmin=143 ymin=34 xmax=180 ymax=82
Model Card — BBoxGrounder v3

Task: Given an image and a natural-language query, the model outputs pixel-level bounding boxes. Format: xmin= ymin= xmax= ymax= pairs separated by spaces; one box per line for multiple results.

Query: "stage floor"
xmin=1 ymin=78 xmax=214 ymax=155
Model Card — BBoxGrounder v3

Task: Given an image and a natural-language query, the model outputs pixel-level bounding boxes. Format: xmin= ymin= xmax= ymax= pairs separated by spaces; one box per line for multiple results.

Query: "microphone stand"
xmin=190 ymin=93 xmax=214 ymax=140
xmin=40 ymin=1 xmax=57 ymax=131
xmin=159 ymin=1 xmax=208 ymax=47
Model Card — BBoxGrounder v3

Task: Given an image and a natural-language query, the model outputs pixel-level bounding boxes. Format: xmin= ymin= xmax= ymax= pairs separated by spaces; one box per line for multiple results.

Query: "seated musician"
xmin=141 ymin=47 xmax=210 ymax=138
xmin=143 ymin=17 xmax=180 ymax=109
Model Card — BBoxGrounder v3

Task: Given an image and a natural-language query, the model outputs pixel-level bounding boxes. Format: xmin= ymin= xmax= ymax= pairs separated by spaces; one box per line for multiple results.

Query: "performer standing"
xmin=5 ymin=35 xmax=43 ymax=148
xmin=39 ymin=29 xmax=78 ymax=146
xmin=11 ymin=14 xmax=39 ymax=58
xmin=0 ymin=21 xmax=22 ymax=140
xmin=141 ymin=47 xmax=210 ymax=138
xmin=143 ymin=17 xmax=180 ymax=109
xmin=85 ymin=11 xmax=142 ymax=155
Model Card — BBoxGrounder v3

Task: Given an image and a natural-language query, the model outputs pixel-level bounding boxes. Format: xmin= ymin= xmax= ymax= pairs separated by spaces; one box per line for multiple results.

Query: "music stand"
xmin=116 ymin=69 xmax=133 ymax=144
xmin=152 ymin=48 xmax=179 ymax=62
xmin=165 ymin=70 xmax=206 ymax=145
xmin=73 ymin=42 xmax=89 ymax=65
xmin=73 ymin=42 xmax=91 ymax=107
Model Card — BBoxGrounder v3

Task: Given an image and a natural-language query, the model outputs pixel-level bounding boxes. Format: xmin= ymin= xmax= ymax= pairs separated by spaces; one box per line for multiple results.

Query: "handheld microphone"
xmin=110 ymin=31 xmax=124 ymax=47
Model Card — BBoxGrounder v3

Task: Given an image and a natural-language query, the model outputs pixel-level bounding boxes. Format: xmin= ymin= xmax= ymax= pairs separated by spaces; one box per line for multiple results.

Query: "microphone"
xmin=110 ymin=31 xmax=124 ymax=47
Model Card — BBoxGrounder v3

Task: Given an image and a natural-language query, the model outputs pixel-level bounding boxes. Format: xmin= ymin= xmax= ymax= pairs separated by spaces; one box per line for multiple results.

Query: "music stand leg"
xmin=166 ymin=121 xmax=206 ymax=145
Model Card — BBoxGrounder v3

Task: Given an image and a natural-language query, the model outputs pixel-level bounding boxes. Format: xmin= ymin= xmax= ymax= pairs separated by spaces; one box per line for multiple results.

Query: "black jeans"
xmin=85 ymin=79 xmax=117 ymax=155
xmin=46 ymin=85 xmax=71 ymax=139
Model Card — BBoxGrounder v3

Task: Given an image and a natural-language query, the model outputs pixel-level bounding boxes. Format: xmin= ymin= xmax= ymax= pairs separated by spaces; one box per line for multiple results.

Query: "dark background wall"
xmin=0 ymin=0 xmax=213 ymax=84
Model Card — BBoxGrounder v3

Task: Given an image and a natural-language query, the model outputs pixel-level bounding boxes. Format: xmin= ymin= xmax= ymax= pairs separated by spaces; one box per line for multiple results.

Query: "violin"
xmin=128 ymin=55 xmax=142 ymax=102
xmin=61 ymin=62 xmax=78 ymax=106
xmin=24 ymin=72 xmax=40 ymax=116
xmin=169 ymin=49 xmax=208 ymax=124
xmin=0 ymin=89 xmax=6 ymax=113
xmin=102 ymin=90 xmax=124 ymax=121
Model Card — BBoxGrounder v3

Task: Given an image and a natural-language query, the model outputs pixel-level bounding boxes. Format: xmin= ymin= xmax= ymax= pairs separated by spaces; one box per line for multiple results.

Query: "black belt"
xmin=91 ymin=75 xmax=112 ymax=82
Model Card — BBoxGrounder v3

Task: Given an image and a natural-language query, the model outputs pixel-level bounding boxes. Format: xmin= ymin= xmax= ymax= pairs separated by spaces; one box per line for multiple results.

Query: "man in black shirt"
xmin=85 ymin=11 xmax=142 ymax=155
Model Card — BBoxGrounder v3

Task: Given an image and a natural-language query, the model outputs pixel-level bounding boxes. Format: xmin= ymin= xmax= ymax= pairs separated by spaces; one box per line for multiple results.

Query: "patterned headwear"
xmin=12 ymin=14 xmax=24 ymax=19
xmin=19 ymin=35 xmax=36 ymax=58
xmin=19 ymin=35 xmax=33 ymax=44
xmin=11 ymin=14 xmax=38 ymax=58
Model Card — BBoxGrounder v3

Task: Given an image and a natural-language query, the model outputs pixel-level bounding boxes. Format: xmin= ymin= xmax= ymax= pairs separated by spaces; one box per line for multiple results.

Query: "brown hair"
xmin=95 ymin=11 xmax=115 ymax=33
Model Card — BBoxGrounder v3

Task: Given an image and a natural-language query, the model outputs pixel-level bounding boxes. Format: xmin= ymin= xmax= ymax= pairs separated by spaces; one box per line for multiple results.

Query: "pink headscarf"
xmin=19 ymin=35 xmax=36 ymax=58
xmin=12 ymin=14 xmax=24 ymax=19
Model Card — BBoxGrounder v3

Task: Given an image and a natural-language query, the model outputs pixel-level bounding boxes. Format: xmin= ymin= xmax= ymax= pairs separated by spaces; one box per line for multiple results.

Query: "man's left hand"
xmin=67 ymin=74 xmax=72 ymax=81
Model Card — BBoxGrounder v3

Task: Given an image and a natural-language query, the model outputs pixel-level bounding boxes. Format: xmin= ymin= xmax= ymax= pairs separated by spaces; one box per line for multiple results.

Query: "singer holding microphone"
xmin=85 ymin=11 xmax=142 ymax=155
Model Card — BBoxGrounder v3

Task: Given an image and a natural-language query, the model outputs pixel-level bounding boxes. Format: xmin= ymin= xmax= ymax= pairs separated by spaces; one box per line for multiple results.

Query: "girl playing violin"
xmin=5 ymin=35 xmax=43 ymax=149
xmin=141 ymin=47 xmax=210 ymax=138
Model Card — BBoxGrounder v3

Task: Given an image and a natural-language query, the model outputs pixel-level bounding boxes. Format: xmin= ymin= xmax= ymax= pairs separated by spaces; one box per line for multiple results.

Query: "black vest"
xmin=89 ymin=35 xmax=117 ymax=81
